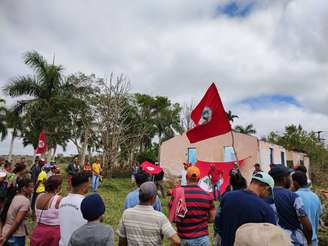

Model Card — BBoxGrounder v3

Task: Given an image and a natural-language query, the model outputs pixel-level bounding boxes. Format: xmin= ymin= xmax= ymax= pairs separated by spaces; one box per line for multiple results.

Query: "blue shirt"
xmin=296 ymin=188 xmax=322 ymax=241
xmin=271 ymin=187 xmax=306 ymax=231
xmin=216 ymin=190 xmax=276 ymax=246
xmin=124 ymin=188 xmax=162 ymax=212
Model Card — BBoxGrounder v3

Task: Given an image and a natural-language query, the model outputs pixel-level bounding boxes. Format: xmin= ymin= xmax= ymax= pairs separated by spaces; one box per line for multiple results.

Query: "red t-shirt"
xmin=176 ymin=185 xmax=215 ymax=239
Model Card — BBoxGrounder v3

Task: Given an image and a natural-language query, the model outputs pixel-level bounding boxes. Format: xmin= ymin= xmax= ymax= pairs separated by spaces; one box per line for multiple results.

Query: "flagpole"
xmin=231 ymin=131 xmax=240 ymax=168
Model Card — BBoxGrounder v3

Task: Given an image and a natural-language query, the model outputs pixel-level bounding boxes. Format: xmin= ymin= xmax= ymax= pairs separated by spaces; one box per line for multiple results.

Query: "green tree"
xmin=234 ymin=124 xmax=256 ymax=135
xmin=6 ymin=105 xmax=23 ymax=161
xmin=4 ymin=51 xmax=83 ymax=152
xmin=226 ymin=110 xmax=239 ymax=122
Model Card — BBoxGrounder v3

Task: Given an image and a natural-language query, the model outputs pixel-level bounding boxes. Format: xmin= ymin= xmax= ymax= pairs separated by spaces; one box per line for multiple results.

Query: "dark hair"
xmin=17 ymin=177 xmax=32 ymax=191
xmin=13 ymin=163 xmax=26 ymax=174
xmin=71 ymin=172 xmax=89 ymax=188
xmin=45 ymin=175 xmax=63 ymax=192
xmin=254 ymin=163 xmax=260 ymax=167
xmin=0 ymin=177 xmax=31 ymax=224
xmin=294 ymin=165 xmax=307 ymax=174
xmin=292 ymin=171 xmax=308 ymax=187
xmin=134 ymin=170 xmax=149 ymax=187
xmin=4 ymin=161 xmax=12 ymax=169
xmin=139 ymin=190 xmax=154 ymax=203
xmin=229 ymin=169 xmax=247 ymax=190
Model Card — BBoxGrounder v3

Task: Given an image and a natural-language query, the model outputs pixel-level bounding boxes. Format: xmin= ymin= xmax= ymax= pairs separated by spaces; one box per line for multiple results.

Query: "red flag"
xmin=186 ymin=83 xmax=231 ymax=143
xmin=140 ymin=161 xmax=162 ymax=175
xmin=35 ymin=131 xmax=48 ymax=154
xmin=196 ymin=159 xmax=245 ymax=194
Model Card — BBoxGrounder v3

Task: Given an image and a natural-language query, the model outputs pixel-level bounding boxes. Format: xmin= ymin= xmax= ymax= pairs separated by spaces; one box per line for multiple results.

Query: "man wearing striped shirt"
xmin=175 ymin=166 xmax=216 ymax=246
xmin=118 ymin=181 xmax=180 ymax=246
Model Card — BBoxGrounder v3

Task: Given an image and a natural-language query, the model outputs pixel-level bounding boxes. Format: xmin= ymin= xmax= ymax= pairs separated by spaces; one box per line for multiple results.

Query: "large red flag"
xmin=186 ymin=83 xmax=231 ymax=143
xmin=35 ymin=131 xmax=48 ymax=154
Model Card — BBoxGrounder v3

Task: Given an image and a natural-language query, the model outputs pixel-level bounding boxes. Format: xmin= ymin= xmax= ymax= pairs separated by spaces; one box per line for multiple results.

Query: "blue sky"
xmin=217 ymin=0 xmax=255 ymax=18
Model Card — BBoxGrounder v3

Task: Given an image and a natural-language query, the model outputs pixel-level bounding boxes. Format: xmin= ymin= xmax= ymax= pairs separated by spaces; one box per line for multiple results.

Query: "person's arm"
xmin=0 ymin=210 xmax=28 ymax=244
xmin=300 ymin=216 xmax=313 ymax=245
xmin=118 ymin=237 xmax=127 ymax=246
xmin=169 ymin=233 xmax=180 ymax=246
xmin=294 ymin=196 xmax=312 ymax=244
xmin=208 ymin=207 xmax=216 ymax=223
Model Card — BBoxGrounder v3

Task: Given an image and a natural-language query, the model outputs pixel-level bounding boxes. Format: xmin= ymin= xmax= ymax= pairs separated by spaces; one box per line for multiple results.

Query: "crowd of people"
xmin=0 ymin=155 xmax=323 ymax=246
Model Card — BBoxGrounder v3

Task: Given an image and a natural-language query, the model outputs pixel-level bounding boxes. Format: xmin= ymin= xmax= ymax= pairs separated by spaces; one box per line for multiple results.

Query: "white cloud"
xmin=0 ymin=0 xmax=327 ymax=154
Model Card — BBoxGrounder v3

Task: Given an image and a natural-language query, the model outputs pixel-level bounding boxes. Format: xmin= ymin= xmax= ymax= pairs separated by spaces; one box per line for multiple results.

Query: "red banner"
xmin=195 ymin=159 xmax=245 ymax=193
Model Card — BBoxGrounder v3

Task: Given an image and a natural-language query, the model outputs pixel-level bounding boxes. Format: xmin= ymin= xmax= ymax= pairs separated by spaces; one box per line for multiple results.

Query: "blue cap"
xmin=81 ymin=193 xmax=105 ymax=221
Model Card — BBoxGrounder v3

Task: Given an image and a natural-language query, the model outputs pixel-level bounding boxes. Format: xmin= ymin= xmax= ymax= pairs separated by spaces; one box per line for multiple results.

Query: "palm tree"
xmin=235 ymin=124 xmax=256 ymax=135
xmin=226 ymin=110 xmax=239 ymax=122
xmin=0 ymin=99 xmax=8 ymax=141
xmin=6 ymin=106 xmax=23 ymax=162
xmin=4 ymin=51 xmax=83 ymax=150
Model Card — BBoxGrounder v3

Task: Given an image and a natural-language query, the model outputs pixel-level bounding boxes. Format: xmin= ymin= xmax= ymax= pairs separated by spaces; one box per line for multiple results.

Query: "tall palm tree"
xmin=4 ymin=51 xmax=82 ymax=150
xmin=0 ymin=99 xmax=8 ymax=141
xmin=226 ymin=110 xmax=239 ymax=122
xmin=6 ymin=106 xmax=23 ymax=161
xmin=235 ymin=124 xmax=256 ymax=135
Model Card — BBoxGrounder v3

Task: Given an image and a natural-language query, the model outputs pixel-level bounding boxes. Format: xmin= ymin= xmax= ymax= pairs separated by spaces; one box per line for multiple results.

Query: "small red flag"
xmin=186 ymin=83 xmax=231 ymax=143
xmin=140 ymin=161 xmax=162 ymax=175
xmin=35 ymin=131 xmax=48 ymax=154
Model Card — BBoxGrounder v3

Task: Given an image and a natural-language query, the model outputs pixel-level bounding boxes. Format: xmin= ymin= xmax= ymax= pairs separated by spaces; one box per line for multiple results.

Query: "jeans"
xmin=5 ymin=236 xmax=25 ymax=246
xmin=181 ymin=236 xmax=210 ymax=246
xmin=92 ymin=175 xmax=100 ymax=192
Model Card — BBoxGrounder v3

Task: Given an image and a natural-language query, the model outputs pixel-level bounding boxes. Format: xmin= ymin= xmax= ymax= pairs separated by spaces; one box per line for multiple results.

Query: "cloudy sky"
xmin=0 ymin=0 xmax=328 ymax=155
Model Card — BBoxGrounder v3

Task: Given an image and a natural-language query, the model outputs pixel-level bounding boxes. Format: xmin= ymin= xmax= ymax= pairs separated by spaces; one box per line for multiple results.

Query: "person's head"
xmin=13 ymin=163 xmax=27 ymax=176
xmin=254 ymin=163 xmax=261 ymax=171
xmin=20 ymin=157 xmax=26 ymax=164
xmin=210 ymin=164 xmax=216 ymax=170
xmin=269 ymin=165 xmax=292 ymax=189
xmin=134 ymin=170 xmax=149 ymax=187
xmin=234 ymin=223 xmax=292 ymax=246
xmin=45 ymin=175 xmax=63 ymax=193
xmin=96 ymin=157 xmax=101 ymax=163
xmin=186 ymin=166 xmax=200 ymax=183
xmin=71 ymin=172 xmax=90 ymax=195
xmin=229 ymin=169 xmax=247 ymax=190
xmin=139 ymin=181 xmax=157 ymax=205
xmin=17 ymin=177 xmax=33 ymax=197
xmin=35 ymin=156 xmax=40 ymax=163
xmin=183 ymin=162 xmax=189 ymax=170
xmin=81 ymin=193 xmax=105 ymax=222
xmin=294 ymin=165 xmax=307 ymax=174
xmin=291 ymin=171 xmax=308 ymax=191
xmin=4 ymin=162 xmax=12 ymax=172
xmin=43 ymin=163 xmax=52 ymax=173
xmin=73 ymin=157 xmax=78 ymax=164
xmin=249 ymin=172 xmax=274 ymax=198
xmin=38 ymin=159 xmax=45 ymax=167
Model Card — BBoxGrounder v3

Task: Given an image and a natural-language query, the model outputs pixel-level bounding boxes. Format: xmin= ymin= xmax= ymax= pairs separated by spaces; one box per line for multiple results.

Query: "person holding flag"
xmin=208 ymin=164 xmax=223 ymax=201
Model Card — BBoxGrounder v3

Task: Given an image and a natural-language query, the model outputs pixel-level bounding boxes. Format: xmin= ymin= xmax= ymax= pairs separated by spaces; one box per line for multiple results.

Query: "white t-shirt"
xmin=59 ymin=193 xmax=86 ymax=246
xmin=180 ymin=169 xmax=187 ymax=186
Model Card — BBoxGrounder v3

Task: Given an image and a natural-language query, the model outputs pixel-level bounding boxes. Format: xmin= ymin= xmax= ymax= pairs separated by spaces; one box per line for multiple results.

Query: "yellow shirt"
xmin=36 ymin=170 xmax=47 ymax=193
xmin=92 ymin=163 xmax=102 ymax=176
